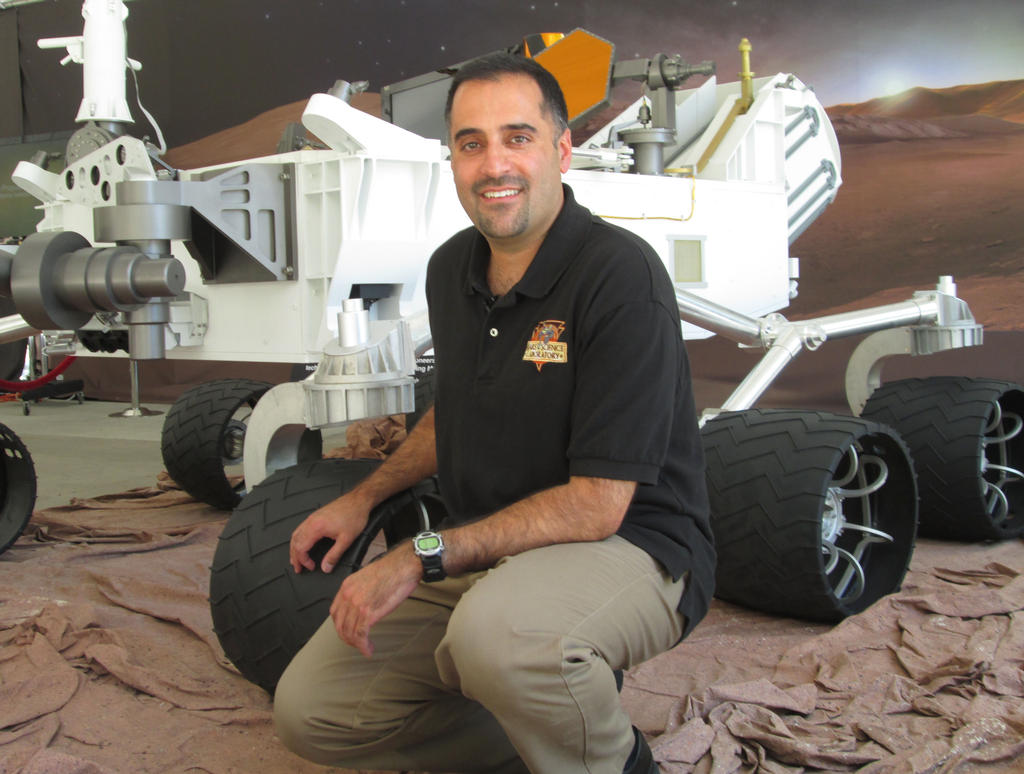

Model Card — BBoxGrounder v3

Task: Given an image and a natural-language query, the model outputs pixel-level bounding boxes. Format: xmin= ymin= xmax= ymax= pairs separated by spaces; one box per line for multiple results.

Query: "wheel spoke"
xmin=826 ymin=543 xmax=866 ymax=602
xmin=984 ymin=481 xmax=1010 ymax=524
xmin=982 ymin=406 xmax=1023 ymax=523
xmin=823 ymin=446 xmax=894 ymax=603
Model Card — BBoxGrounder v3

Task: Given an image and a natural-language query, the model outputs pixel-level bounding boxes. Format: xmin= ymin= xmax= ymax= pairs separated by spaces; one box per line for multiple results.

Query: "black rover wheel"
xmin=161 ymin=378 xmax=273 ymax=510
xmin=0 ymin=423 xmax=36 ymax=555
xmin=861 ymin=377 xmax=1024 ymax=541
xmin=702 ymin=409 xmax=918 ymax=622
xmin=208 ymin=458 xmax=443 ymax=693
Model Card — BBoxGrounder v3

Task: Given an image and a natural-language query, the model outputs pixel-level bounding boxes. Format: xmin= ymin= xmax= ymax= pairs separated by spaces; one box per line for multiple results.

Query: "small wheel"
xmin=0 ymin=423 xmax=37 ymax=555
xmin=702 ymin=409 xmax=918 ymax=621
xmin=862 ymin=377 xmax=1024 ymax=541
xmin=161 ymin=378 xmax=276 ymax=510
xmin=209 ymin=458 xmax=444 ymax=693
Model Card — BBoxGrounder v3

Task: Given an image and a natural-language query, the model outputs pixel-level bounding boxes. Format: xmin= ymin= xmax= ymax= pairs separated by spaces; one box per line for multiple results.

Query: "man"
xmin=275 ymin=52 xmax=715 ymax=774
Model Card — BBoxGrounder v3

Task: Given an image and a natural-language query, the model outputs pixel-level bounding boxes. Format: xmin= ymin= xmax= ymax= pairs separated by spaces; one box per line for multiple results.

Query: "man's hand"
xmin=289 ymin=406 xmax=439 ymax=576
xmin=329 ymin=544 xmax=422 ymax=657
xmin=289 ymin=495 xmax=372 ymax=574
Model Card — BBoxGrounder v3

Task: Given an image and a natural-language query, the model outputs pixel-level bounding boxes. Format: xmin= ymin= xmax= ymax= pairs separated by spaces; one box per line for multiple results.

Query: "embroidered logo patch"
xmin=523 ymin=320 xmax=567 ymax=371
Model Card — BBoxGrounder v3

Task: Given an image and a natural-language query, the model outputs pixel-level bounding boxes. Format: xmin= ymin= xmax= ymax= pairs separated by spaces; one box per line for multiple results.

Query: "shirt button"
xmin=489 ymin=328 xmax=499 ymax=338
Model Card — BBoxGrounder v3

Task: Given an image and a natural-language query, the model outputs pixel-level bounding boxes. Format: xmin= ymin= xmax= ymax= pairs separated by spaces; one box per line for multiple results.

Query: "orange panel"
xmin=533 ymin=29 xmax=614 ymax=124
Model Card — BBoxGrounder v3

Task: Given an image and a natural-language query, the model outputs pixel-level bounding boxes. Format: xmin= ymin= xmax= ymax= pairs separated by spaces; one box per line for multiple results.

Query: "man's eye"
xmin=510 ymin=135 xmax=530 ymax=145
xmin=460 ymin=141 xmax=480 ymax=152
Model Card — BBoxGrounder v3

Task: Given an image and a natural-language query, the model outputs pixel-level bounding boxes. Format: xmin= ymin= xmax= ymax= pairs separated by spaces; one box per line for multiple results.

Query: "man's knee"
xmin=436 ymin=590 xmax=558 ymax=712
xmin=274 ymin=652 xmax=414 ymax=764
xmin=272 ymin=658 xmax=373 ymax=763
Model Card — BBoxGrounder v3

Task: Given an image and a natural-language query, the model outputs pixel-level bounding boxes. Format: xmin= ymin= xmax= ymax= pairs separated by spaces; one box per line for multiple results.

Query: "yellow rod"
xmin=697 ymin=99 xmax=743 ymax=173
xmin=697 ymin=39 xmax=755 ymax=173
xmin=738 ymin=38 xmax=754 ymax=112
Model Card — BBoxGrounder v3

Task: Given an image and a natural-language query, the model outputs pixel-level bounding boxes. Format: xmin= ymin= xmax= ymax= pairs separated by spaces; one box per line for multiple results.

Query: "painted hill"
xmin=826 ymin=80 xmax=1024 ymax=144
xmin=828 ymin=79 xmax=1024 ymax=123
xmin=161 ymin=93 xmax=381 ymax=170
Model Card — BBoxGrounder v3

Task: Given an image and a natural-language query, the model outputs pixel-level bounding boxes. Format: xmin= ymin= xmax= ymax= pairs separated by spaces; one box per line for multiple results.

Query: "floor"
xmin=0 ymin=395 xmax=169 ymax=511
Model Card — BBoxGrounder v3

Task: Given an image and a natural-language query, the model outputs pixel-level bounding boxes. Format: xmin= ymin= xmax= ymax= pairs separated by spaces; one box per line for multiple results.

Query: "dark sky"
xmin=211 ymin=0 xmax=1024 ymax=104
xmin=213 ymin=0 xmax=1024 ymax=105
xmin=584 ymin=0 xmax=1024 ymax=105
xmin=10 ymin=0 xmax=1024 ymax=145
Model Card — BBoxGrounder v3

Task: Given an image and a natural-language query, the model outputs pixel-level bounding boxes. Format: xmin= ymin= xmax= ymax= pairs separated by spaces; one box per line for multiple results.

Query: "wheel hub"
xmin=222 ymin=420 xmax=247 ymax=463
xmin=821 ymin=489 xmax=844 ymax=543
xmin=821 ymin=443 xmax=896 ymax=604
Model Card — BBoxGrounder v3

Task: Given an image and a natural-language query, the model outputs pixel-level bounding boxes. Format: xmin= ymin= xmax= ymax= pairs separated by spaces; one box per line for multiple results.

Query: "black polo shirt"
xmin=425 ymin=185 xmax=714 ymax=636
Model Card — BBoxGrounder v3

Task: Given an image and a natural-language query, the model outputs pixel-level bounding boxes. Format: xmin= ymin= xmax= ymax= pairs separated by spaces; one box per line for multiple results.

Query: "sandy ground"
xmin=2 ymin=470 xmax=1022 ymax=774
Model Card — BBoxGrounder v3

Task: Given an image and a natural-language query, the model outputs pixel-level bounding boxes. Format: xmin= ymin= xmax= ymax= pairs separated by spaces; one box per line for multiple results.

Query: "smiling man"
xmin=274 ymin=53 xmax=715 ymax=774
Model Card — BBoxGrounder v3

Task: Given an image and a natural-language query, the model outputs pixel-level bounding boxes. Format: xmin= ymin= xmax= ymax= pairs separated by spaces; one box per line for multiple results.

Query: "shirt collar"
xmin=462 ymin=184 xmax=592 ymax=301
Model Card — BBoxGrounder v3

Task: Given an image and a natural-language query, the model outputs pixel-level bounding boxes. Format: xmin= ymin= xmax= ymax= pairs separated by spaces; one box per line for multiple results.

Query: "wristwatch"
xmin=412 ymin=530 xmax=446 ymax=582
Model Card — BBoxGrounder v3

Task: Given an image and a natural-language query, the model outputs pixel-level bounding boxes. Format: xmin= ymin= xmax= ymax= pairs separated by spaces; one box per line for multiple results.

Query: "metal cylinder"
xmin=129 ymin=256 xmax=186 ymax=299
xmin=676 ymin=288 xmax=763 ymax=347
xmin=129 ymin=299 xmax=170 ymax=325
xmin=619 ymin=126 xmax=674 ymax=175
xmin=339 ymin=298 xmax=370 ymax=348
xmin=59 ymin=246 xmax=184 ymax=312
xmin=128 ymin=302 xmax=169 ymax=360
xmin=125 ymin=238 xmax=174 ymax=258
xmin=10 ymin=231 xmax=186 ymax=331
xmin=815 ymin=298 xmax=937 ymax=340
xmin=0 ymin=314 xmax=39 ymax=345
xmin=93 ymin=202 xmax=191 ymax=242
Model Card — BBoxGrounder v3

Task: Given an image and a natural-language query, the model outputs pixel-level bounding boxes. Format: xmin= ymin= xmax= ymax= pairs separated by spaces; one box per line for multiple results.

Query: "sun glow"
xmin=873 ymin=72 xmax=917 ymax=99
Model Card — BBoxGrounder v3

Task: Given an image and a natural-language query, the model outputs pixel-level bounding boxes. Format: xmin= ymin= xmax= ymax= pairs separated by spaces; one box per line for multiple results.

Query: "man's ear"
xmin=558 ymin=128 xmax=572 ymax=173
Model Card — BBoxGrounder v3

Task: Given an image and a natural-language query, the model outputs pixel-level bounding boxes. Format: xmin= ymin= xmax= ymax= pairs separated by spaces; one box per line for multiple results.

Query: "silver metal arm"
xmin=679 ymin=276 xmax=983 ymax=420
xmin=675 ymin=288 xmax=763 ymax=348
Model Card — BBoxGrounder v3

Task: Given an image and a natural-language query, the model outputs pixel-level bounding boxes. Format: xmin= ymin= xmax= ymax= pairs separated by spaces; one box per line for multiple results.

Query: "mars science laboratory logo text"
xmin=523 ymin=320 xmax=567 ymax=372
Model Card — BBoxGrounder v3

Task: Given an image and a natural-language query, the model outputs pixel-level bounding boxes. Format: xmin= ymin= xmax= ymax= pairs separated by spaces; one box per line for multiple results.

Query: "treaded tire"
xmin=161 ymin=378 xmax=272 ymax=510
xmin=0 ymin=423 xmax=36 ymax=555
xmin=702 ymin=409 xmax=917 ymax=622
xmin=861 ymin=377 xmax=1024 ymax=541
xmin=209 ymin=458 xmax=443 ymax=693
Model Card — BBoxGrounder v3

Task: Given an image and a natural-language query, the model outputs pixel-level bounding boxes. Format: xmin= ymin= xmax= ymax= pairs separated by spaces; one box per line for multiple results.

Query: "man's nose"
xmin=479 ymin=142 xmax=513 ymax=177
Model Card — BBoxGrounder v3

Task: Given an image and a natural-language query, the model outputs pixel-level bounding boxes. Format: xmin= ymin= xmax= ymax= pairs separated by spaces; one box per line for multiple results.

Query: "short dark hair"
xmin=444 ymin=52 xmax=570 ymax=136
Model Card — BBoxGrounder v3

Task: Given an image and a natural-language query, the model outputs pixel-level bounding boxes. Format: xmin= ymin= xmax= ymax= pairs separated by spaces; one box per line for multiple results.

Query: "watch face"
xmin=417 ymin=535 xmax=441 ymax=551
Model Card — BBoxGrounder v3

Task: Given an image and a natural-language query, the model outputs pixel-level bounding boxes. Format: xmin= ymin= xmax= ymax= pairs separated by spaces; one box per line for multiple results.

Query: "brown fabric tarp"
xmin=2 ymin=418 xmax=1023 ymax=773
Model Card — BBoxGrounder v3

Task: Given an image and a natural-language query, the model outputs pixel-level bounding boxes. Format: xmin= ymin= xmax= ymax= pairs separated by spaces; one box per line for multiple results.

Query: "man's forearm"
xmin=350 ymin=407 xmax=438 ymax=510
xmin=327 ymin=463 xmax=636 ymax=655
xmin=440 ymin=475 xmax=637 ymax=576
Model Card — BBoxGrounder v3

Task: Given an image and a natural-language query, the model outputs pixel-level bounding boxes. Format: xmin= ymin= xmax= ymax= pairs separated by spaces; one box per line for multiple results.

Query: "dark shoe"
xmin=623 ymin=726 xmax=660 ymax=774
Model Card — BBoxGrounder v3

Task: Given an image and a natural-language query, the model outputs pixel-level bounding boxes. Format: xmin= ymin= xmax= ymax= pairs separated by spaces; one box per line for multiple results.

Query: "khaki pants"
xmin=274 ymin=536 xmax=685 ymax=774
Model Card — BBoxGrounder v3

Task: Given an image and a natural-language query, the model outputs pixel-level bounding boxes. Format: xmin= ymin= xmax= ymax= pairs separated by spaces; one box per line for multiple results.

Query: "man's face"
xmin=448 ymin=74 xmax=572 ymax=252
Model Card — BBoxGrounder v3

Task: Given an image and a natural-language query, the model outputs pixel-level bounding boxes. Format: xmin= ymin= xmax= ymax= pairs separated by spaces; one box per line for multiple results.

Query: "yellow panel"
xmin=532 ymin=29 xmax=614 ymax=125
